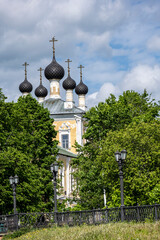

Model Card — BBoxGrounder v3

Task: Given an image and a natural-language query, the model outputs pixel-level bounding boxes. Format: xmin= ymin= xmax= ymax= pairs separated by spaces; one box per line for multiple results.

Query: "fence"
xmin=0 ymin=203 xmax=160 ymax=234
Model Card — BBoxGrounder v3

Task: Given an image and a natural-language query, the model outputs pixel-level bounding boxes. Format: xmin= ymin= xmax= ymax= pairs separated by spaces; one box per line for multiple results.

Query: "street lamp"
xmin=114 ymin=149 xmax=127 ymax=221
xmin=9 ymin=175 xmax=19 ymax=214
xmin=50 ymin=160 xmax=59 ymax=213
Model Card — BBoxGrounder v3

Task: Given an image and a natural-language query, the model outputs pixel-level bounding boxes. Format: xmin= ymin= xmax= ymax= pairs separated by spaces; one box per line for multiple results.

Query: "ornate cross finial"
xmin=22 ymin=62 xmax=29 ymax=80
xmin=38 ymin=67 xmax=44 ymax=85
xmin=78 ymin=64 xmax=84 ymax=82
xmin=65 ymin=59 xmax=72 ymax=76
xmin=49 ymin=37 xmax=58 ymax=58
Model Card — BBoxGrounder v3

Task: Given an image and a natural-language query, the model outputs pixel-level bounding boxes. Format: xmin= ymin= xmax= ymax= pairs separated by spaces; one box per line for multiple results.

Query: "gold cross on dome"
xmin=78 ymin=64 xmax=84 ymax=82
xmin=38 ymin=67 xmax=44 ymax=84
xmin=22 ymin=62 xmax=29 ymax=80
xmin=65 ymin=59 xmax=72 ymax=76
xmin=49 ymin=37 xmax=58 ymax=58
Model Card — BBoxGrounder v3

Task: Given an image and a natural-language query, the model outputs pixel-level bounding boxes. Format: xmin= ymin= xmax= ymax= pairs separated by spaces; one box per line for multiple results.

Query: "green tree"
xmin=71 ymin=90 xmax=160 ymax=209
xmin=84 ymin=90 xmax=159 ymax=142
xmin=99 ymin=121 xmax=160 ymax=207
xmin=0 ymin=93 xmax=58 ymax=214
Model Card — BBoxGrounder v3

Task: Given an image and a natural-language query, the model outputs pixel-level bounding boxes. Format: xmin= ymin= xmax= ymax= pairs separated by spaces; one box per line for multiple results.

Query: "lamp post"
xmin=9 ymin=175 xmax=19 ymax=214
xmin=50 ymin=161 xmax=59 ymax=213
xmin=9 ymin=175 xmax=19 ymax=230
xmin=114 ymin=149 xmax=127 ymax=222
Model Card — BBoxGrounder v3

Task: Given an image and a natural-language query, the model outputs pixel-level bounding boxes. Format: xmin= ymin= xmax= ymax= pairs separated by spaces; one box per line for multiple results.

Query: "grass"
xmin=3 ymin=221 xmax=160 ymax=240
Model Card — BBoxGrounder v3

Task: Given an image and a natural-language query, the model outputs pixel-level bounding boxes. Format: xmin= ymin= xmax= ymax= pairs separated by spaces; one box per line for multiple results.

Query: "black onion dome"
xmin=19 ymin=79 xmax=33 ymax=93
xmin=35 ymin=84 xmax=48 ymax=98
xmin=44 ymin=58 xmax=64 ymax=80
xmin=75 ymin=81 xmax=88 ymax=95
xmin=63 ymin=76 xmax=76 ymax=90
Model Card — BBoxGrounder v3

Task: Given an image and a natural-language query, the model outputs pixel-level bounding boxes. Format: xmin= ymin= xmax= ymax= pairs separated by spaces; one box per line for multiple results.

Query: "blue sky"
xmin=0 ymin=0 xmax=160 ymax=108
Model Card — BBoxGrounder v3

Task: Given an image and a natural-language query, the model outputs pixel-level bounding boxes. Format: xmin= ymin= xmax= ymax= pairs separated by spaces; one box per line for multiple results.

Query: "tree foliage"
xmin=84 ymin=90 xmax=159 ymax=142
xmin=0 ymin=92 xmax=58 ymax=214
xmin=72 ymin=90 xmax=160 ymax=209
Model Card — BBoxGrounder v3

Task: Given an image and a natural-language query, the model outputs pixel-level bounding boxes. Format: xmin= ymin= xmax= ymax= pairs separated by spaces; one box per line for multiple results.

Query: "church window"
xmin=62 ymin=134 xmax=69 ymax=149
xmin=59 ymin=123 xmax=71 ymax=149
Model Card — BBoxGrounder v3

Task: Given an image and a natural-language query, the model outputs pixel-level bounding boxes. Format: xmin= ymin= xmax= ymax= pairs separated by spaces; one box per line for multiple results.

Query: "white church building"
xmin=19 ymin=37 xmax=88 ymax=202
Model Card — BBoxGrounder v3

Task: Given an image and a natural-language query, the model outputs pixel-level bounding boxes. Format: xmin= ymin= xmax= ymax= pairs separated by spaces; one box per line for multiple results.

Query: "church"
xmin=18 ymin=37 xmax=88 ymax=203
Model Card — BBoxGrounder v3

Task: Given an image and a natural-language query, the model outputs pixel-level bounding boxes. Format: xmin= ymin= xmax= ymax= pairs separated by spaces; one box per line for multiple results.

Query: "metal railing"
xmin=0 ymin=204 xmax=160 ymax=234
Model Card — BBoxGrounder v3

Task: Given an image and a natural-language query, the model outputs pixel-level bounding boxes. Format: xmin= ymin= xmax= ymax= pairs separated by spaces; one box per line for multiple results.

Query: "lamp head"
xmin=121 ymin=149 xmax=127 ymax=160
xmin=14 ymin=175 xmax=19 ymax=184
xmin=50 ymin=162 xmax=59 ymax=173
xmin=53 ymin=161 xmax=59 ymax=173
xmin=114 ymin=151 xmax=121 ymax=162
xmin=50 ymin=163 xmax=54 ymax=173
xmin=9 ymin=176 xmax=13 ymax=185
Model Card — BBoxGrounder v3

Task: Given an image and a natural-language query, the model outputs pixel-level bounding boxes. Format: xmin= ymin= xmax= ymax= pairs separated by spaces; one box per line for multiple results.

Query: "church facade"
xmin=19 ymin=37 xmax=88 ymax=203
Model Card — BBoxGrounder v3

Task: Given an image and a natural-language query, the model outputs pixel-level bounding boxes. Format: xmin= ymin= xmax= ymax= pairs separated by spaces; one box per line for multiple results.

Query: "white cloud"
xmin=86 ymin=64 xmax=160 ymax=107
xmin=0 ymin=0 xmax=160 ymax=106
xmin=86 ymin=82 xmax=120 ymax=107
xmin=147 ymin=36 xmax=160 ymax=51
xmin=122 ymin=64 xmax=160 ymax=96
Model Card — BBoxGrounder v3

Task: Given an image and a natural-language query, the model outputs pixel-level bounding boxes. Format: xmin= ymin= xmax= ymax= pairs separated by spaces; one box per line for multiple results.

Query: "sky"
xmin=0 ymin=0 xmax=160 ymax=108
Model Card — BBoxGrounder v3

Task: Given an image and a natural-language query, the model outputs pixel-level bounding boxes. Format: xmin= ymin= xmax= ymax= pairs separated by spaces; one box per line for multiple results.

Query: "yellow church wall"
xmin=53 ymin=119 xmax=77 ymax=154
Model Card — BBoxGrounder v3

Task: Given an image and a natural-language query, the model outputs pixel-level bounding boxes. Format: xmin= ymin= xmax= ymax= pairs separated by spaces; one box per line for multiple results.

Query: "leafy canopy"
xmin=72 ymin=90 xmax=160 ymax=209
xmin=84 ymin=90 xmax=159 ymax=142
xmin=0 ymin=92 xmax=58 ymax=214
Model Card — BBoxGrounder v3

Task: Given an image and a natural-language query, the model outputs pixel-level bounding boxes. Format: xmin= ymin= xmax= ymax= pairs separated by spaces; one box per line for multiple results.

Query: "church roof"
xmin=58 ymin=146 xmax=77 ymax=158
xmin=42 ymin=98 xmax=85 ymax=115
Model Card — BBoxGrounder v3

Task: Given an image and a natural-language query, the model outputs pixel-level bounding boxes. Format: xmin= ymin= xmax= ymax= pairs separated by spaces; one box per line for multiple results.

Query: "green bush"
xmin=3 ymin=227 xmax=33 ymax=239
